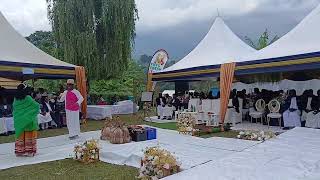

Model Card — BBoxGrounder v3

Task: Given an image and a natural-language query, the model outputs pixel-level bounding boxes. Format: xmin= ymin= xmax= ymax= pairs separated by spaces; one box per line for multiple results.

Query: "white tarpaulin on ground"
xmin=164 ymin=127 xmax=320 ymax=180
xmin=1 ymin=127 xmax=319 ymax=180
xmin=0 ymin=127 xmax=258 ymax=170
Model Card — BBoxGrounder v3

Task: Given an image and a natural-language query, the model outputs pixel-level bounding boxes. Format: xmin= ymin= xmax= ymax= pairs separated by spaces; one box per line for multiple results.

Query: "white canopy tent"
xmin=153 ymin=17 xmax=256 ymax=81
xmin=232 ymin=4 xmax=320 ymax=76
xmin=237 ymin=4 xmax=320 ymax=63
xmin=0 ymin=12 xmax=76 ymax=80
xmin=154 ymin=4 xmax=320 ymax=81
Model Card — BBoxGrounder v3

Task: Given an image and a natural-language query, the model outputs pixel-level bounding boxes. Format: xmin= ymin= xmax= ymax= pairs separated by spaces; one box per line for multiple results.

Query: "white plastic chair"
xmin=249 ymin=99 xmax=266 ymax=124
xmin=199 ymin=99 xmax=214 ymax=124
xmin=267 ymin=99 xmax=282 ymax=128
xmin=207 ymin=99 xmax=220 ymax=126
xmin=225 ymin=98 xmax=243 ymax=126
xmin=188 ymin=98 xmax=200 ymax=112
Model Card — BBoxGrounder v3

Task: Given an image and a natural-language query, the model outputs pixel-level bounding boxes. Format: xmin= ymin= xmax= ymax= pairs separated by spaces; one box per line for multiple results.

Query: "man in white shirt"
xmin=59 ymin=79 xmax=84 ymax=139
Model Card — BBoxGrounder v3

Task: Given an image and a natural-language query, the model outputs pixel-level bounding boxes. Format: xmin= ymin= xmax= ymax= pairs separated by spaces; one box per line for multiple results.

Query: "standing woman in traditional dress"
xmin=13 ymin=84 xmax=39 ymax=157
xmin=59 ymin=79 xmax=84 ymax=139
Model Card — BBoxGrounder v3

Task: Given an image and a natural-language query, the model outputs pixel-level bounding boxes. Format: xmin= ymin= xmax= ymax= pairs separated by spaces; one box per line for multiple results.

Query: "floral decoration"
xmin=237 ymin=130 xmax=276 ymax=141
xmin=74 ymin=139 xmax=100 ymax=164
xmin=176 ymin=113 xmax=198 ymax=135
xmin=100 ymin=116 xmax=131 ymax=144
xmin=137 ymin=147 xmax=181 ymax=180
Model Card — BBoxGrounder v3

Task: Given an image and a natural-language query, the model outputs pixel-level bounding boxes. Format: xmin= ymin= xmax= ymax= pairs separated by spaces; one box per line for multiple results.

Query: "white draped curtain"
xmin=233 ymin=79 xmax=320 ymax=95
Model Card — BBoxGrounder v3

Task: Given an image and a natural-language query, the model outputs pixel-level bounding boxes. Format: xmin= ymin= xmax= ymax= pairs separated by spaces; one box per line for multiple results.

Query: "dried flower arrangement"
xmin=100 ymin=116 xmax=131 ymax=144
xmin=137 ymin=147 xmax=181 ymax=180
xmin=74 ymin=139 xmax=100 ymax=164
xmin=237 ymin=130 xmax=276 ymax=141
xmin=176 ymin=113 xmax=197 ymax=135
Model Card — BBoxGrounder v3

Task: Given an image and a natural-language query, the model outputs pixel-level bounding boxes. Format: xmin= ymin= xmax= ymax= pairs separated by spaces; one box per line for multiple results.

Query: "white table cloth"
xmin=87 ymin=102 xmax=138 ymax=120
xmin=0 ymin=117 xmax=14 ymax=134
xmin=87 ymin=105 xmax=113 ymax=120
xmin=162 ymin=106 xmax=174 ymax=118
xmin=188 ymin=98 xmax=201 ymax=111
xmin=306 ymin=111 xmax=320 ymax=128
xmin=113 ymin=101 xmax=138 ymax=114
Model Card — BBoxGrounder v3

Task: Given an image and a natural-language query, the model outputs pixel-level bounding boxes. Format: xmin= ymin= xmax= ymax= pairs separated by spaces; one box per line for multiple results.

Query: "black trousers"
xmin=51 ymin=111 xmax=63 ymax=128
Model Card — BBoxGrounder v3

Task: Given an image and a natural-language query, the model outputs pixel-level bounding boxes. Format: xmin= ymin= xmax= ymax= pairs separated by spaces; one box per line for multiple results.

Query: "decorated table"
xmin=87 ymin=101 xmax=139 ymax=120
xmin=87 ymin=105 xmax=113 ymax=120
xmin=0 ymin=117 xmax=14 ymax=134
xmin=162 ymin=106 xmax=175 ymax=119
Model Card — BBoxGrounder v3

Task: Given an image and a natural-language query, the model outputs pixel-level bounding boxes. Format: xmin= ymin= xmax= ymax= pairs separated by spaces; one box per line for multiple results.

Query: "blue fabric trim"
xmin=153 ymin=72 xmax=219 ymax=81
xmin=154 ymin=51 xmax=320 ymax=76
xmin=235 ymin=61 xmax=320 ymax=76
xmin=0 ymin=71 xmax=75 ymax=80
xmin=0 ymin=59 xmax=75 ymax=70
xmin=154 ymin=64 xmax=221 ymax=75
xmin=236 ymin=51 xmax=320 ymax=66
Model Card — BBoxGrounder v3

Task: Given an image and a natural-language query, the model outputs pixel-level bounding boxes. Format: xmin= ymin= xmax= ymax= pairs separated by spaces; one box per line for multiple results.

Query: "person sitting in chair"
xmin=225 ymin=91 xmax=240 ymax=125
xmin=300 ymin=90 xmax=314 ymax=127
xmin=156 ymin=93 xmax=165 ymax=119
xmin=0 ymin=97 xmax=12 ymax=117
xmin=282 ymin=89 xmax=301 ymax=129
xmin=305 ymin=89 xmax=320 ymax=128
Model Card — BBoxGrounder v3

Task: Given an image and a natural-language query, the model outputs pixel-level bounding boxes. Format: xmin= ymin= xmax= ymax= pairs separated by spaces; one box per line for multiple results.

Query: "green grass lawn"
xmin=0 ymin=113 xmax=239 ymax=144
xmin=197 ymin=129 xmax=240 ymax=138
xmin=0 ymin=112 xmax=240 ymax=179
xmin=0 ymin=159 xmax=138 ymax=180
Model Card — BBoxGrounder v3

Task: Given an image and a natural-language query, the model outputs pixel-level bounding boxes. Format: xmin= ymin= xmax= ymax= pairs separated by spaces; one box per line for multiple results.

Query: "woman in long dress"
xmin=13 ymin=84 xmax=40 ymax=157
xmin=283 ymin=89 xmax=301 ymax=128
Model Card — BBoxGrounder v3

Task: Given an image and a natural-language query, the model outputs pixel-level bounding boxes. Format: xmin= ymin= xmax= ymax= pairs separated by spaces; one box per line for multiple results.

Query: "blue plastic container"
xmin=145 ymin=127 xmax=157 ymax=140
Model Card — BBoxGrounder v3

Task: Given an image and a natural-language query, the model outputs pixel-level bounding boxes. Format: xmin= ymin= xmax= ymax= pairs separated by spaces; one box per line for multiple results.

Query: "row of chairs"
xmin=249 ymin=99 xmax=282 ymax=127
xmin=187 ymin=98 xmax=243 ymax=126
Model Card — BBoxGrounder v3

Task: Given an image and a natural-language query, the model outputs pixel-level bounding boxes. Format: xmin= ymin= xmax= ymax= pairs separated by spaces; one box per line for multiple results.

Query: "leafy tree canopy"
xmin=26 ymin=31 xmax=56 ymax=56
xmin=90 ymin=60 xmax=146 ymax=101
xmin=46 ymin=0 xmax=138 ymax=79
xmin=245 ymin=29 xmax=279 ymax=50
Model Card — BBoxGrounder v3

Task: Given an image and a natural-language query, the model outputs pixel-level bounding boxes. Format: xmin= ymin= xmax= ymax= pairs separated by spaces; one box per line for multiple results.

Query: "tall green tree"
xmin=46 ymin=0 xmax=138 ymax=79
xmin=245 ymin=29 xmax=279 ymax=50
xmin=90 ymin=60 xmax=145 ymax=99
xmin=26 ymin=31 xmax=56 ymax=56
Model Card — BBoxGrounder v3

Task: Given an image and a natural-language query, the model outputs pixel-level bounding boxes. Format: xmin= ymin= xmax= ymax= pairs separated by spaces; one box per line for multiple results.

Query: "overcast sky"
xmin=0 ymin=0 xmax=320 ymax=60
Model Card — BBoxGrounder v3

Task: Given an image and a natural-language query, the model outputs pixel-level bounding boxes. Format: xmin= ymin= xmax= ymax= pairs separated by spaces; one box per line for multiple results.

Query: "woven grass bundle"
xmin=100 ymin=116 xmax=131 ymax=144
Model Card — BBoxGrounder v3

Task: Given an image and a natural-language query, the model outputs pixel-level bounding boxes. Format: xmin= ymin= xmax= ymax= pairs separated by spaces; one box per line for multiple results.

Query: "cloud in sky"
xmin=1 ymin=0 xmax=319 ymax=35
xmin=0 ymin=0 xmax=319 ymax=59
xmin=135 ymin=0 xmax=320 ymax=33
xmin=135 ymin=0 xmax=260 ymax=32
xmin=0 ymin=0 xmax=50 ymax=36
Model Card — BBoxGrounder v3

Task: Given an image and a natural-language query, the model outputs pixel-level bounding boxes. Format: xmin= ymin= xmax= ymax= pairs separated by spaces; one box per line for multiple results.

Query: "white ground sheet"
xmin=0 ymin=128 xmax=258 ymax=170
xmin=164 ymin=127 xmax=320 ymax=180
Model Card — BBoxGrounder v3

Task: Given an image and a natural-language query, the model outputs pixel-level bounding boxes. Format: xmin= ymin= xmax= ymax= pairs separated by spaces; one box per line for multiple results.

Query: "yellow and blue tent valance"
xmin=0 ymin=60 xmax=75 ymax=79
xmin=152 ymin=51 xmax=320 ymax=82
